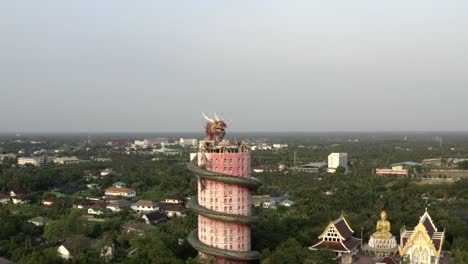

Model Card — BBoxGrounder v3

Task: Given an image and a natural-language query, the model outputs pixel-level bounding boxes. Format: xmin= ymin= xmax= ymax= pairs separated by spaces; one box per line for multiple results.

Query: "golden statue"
xmin=372 ymin=211 xmax=393 ymax=239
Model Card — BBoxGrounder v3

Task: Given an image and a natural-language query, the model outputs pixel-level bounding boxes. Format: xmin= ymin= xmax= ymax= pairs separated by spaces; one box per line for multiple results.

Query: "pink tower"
xmin=188 ymin=114 xmax=261 ymax=264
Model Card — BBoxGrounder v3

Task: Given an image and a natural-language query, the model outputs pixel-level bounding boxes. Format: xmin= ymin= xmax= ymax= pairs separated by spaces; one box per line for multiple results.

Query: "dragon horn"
xmin=202 ymin=112 xmax=213 ymax=122
xmin=214 ymin=113 xmax=220 ymax=121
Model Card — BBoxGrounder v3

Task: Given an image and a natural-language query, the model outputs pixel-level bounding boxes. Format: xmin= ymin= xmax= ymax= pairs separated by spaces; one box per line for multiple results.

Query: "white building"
xmin=131 ymin=200 xmax=158 ymax=213
xmin=179 ymin=138 xmax=198 ymax=146
xmin=105 ymin=187 xmax=136 ymax=198
xmin=53 ymin=157 xmax=84 ymax=165
xmin=134 ymin=140 xmax=146 ymax=148
xmin=327 ymin=153 xmax=347 ymax=173
xmin=272 ymin=144 xmax=288 ymax=149
xmin=18 ymin=156 xmax=51 ymax=166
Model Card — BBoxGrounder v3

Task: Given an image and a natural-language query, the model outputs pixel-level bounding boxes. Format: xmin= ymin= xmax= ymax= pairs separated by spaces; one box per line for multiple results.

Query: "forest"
xmin=0 ymin=133 xmax=467 ymax=263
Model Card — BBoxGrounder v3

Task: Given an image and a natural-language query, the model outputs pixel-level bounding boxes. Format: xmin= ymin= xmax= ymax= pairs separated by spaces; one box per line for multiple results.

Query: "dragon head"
xmin=203 ymin=113 xmax=227 ymax=141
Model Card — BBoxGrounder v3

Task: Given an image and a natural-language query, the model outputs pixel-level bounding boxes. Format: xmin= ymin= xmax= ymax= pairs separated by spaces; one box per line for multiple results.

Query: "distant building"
xmin=88 ymin=202 xmax=110 ymax=215
xmin=18 ymin=156 xmax=51 ymax=166
xmin=73 ymin=200 xmax=91 ymax=209
xmin=106 ymin=199 xmax=132 ymax=212
xmin=327 ymin=153 xmax=348 ymax=173
xmin=179 ymin=138 xmax=198 ymax=146
xmin=272 ymin=144 xmax=288 ymax=149
xmin=142 ymin=211 xmax=168 ymax=225
xmin=112 ymin=182 xmax=127 ymax=188
xmin=279 ymin=199 xmax=295 ymax=207
xmin=105 ymin=187 xmax=136 ymax=198
xmin=376 ymin=169 xmax=409 ymax=176
xmin=252 ymin=165 xmax=276 ymax=173
xmin=28 ymin=216 xmax=52 ymax=227
xmin=42 ymin=197 xmax=56 ymax=208
xmin=251 ymin=143 xmax=272 ymax=151
xmin=165 ymin=206 xmax=188 ymax=217
xmin=421 ymin=158 xmax=443 ymax=167
xmin=10 ymin=189 xmax=30 ymax=205
xmin=389 ymin=161 xmax=421 ymax=170
xmin=100 ymin=168 xmax=113 ymax=177
xmin=164 ymin=196 xmax=184 ymax=204
xmin=145 ymin=138 xmax=169 ymax=146
xmin=134 ymin=140 xmax=146 ymax=147
xmin=131 ymin=200 xmax=158 ymax=213
xmin=53 ymin=157 xmax=85 ymax=165
xmin=58 ymin=236 xmax=95 ymax=260
xmin=293 ymin=162 xmax=327 ymax=173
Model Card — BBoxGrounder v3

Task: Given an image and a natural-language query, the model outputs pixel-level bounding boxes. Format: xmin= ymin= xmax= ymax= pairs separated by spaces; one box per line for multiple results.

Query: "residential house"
xmin=279 ymin=199 xmax=296 ymax=207
xmin=88 ymin=202 xmax=110 ymax=215
xmin=10 ymin=189 xmax=25 ymax=197
xmin=86 ymin=183 xmax=101 ymax=189
xmin=165 ymin=206 xmax=188 ymax=218
xmin=106 ymin=199 xmax=132 ymax=212
xmin=100 ymin=168 xmax=113 ymax=177
xmin=28 ymin=216 xmax=52 ymax=227
xmin=112 ymin=181 xmax=127 ymax=188
xmin=58 ymin=236 xmax=95 ymax=260
xmin=252 ymin=165 xmax=276 ymax=173
xmin=42 ymin=197 xmax=55 ymax=208
xmin=142 ymin=211 xmax=168 ymax=225
xmin=105 ymin=187 xmax=136 ymax=198
xmin=73 ymin=200 xmax=91 ymax=209
xmin=131 ymin=200 xmax=158 ymax=213
xmin=164 ymin=196 xmax=184 ymax=204
xmin=11 ymin=195 xmax=30 ymax=205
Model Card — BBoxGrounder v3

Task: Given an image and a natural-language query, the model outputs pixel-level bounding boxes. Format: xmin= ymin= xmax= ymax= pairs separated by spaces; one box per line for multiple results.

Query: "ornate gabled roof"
xmin=319 ymin=215 xmax=354 ymax=240
xmin=399 ymin=210 xmax=445 ymax=257
xmin=420 ymin=209 xmax=437 ymax=237
xmin=312 ymin=215 xmax=360 ymax=253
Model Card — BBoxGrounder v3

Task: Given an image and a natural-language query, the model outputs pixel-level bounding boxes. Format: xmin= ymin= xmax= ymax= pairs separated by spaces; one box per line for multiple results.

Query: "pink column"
xmin=197 ymin=152 xmax=252 ymax=264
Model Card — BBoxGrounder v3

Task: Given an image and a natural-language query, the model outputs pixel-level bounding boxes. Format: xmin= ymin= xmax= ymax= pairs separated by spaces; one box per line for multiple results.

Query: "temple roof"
xmin=334 ymin=217 xmax=354 ymax=239
xmin=312 ymin=215 xmax=360 ymax=253
xmin=400 ymin=210 xmax=444 ymax=256
xmin=318 ymin=215 xmax=354 ymax=240
xmin=310 ymin=236 xmax=360 ymax=253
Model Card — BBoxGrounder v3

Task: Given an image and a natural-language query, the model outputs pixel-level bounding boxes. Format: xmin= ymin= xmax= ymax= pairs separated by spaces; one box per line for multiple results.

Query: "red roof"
xmin=91 ymin=201 xmax=109 ymax=208
xmin=342 ymin=236 xmax=360 ymax=251
xmin=334 ymin=218 xmax=353 ymax=239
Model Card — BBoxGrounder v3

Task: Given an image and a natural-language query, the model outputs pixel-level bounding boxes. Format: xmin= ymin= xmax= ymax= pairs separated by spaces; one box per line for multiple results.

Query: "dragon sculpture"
xmin=202 ymin=112 xmax=227 ymax=141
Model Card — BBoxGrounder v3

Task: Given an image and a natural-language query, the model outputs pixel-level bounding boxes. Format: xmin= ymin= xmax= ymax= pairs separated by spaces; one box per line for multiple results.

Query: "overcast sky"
xmin=1 ymin=1 xmax=468 ymax=133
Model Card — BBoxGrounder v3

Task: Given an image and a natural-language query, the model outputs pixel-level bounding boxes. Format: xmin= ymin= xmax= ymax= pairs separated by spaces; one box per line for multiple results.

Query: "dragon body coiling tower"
xmin=187 ymin=114 xmax=261 ymax=264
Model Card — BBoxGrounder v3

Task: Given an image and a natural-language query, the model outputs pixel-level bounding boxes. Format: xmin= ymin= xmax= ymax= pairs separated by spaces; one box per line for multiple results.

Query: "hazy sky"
xmin=1 ymin=1 xmax=468 ymax=133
